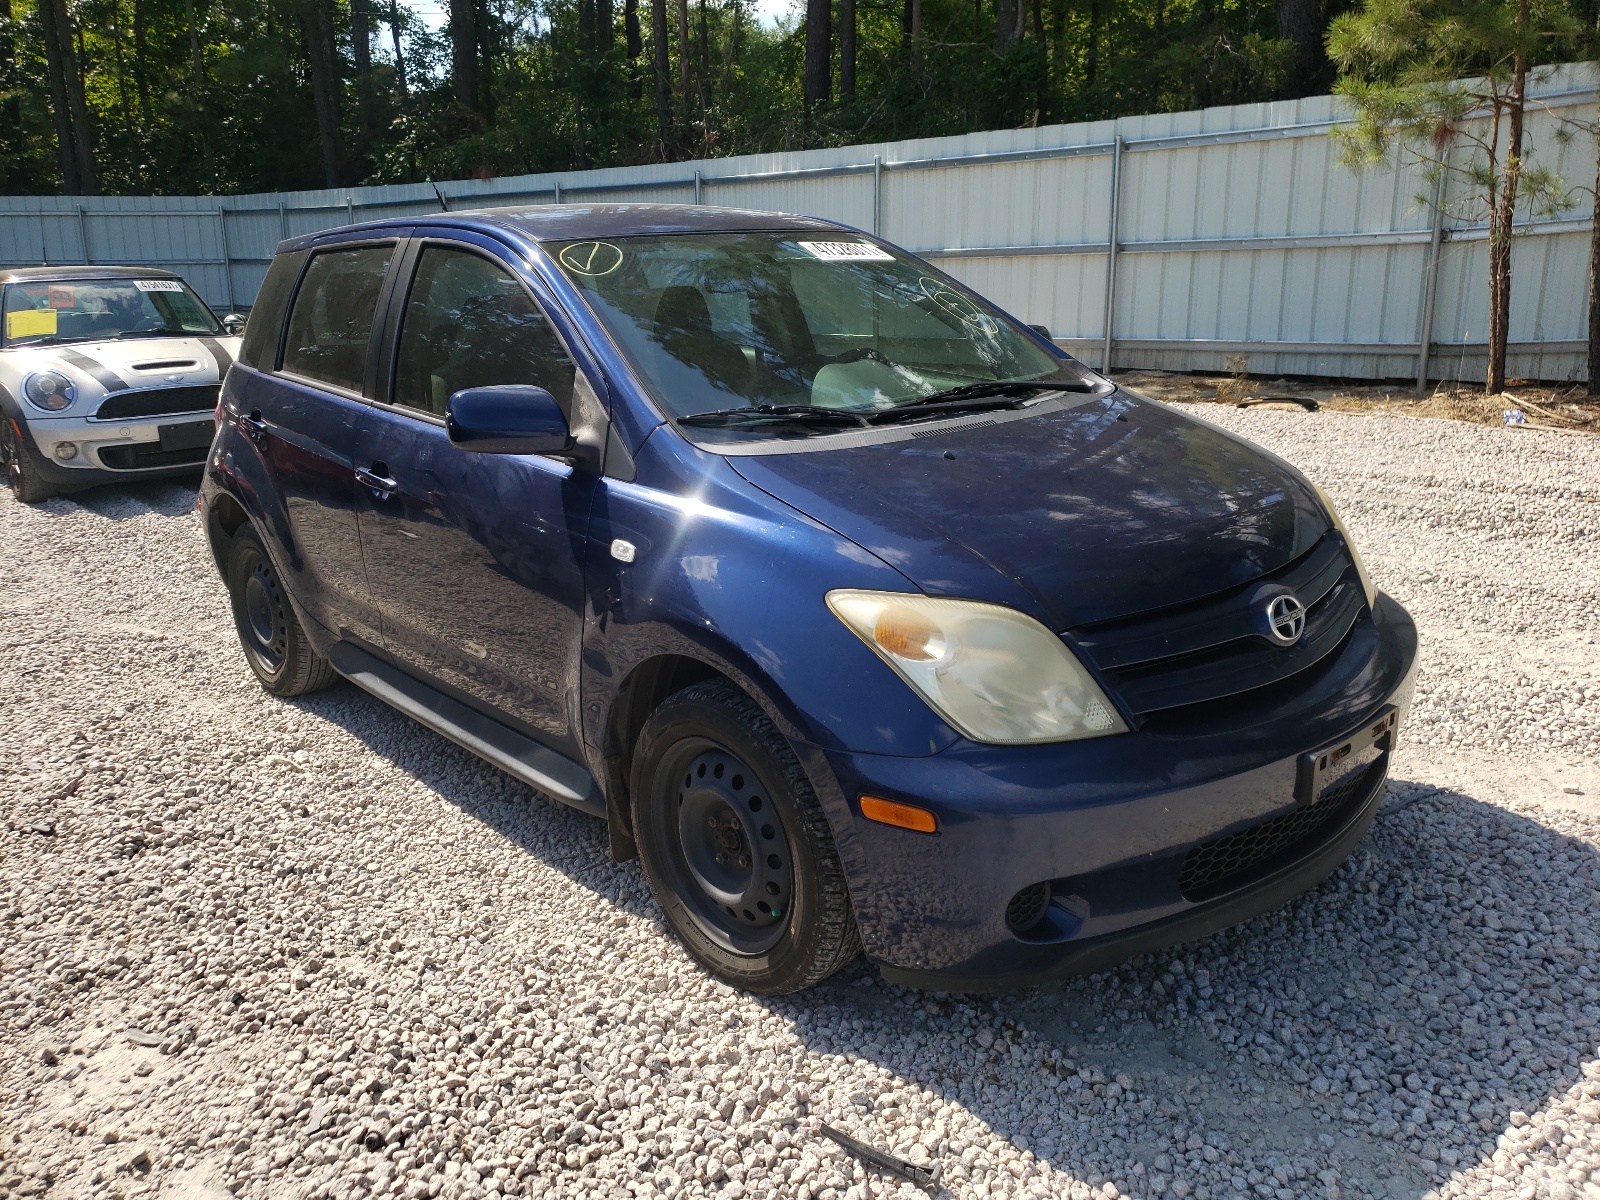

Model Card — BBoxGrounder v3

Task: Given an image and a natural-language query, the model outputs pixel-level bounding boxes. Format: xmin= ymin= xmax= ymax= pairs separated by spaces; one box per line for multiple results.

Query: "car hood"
xmin=4 ymin=335 xmax=239 ymax=394
xmin=726 ymin=390 xmax=1330 ymax=629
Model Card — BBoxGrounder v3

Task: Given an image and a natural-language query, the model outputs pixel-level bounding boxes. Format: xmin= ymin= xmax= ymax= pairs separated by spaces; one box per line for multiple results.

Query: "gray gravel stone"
xmin=2 ymin=407 xmax=1597 ymax=1200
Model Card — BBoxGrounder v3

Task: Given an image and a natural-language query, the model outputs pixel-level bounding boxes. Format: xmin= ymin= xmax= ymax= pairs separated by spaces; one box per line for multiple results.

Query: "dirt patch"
xmin=1116 ymin=368 xmax=1600 ymax=433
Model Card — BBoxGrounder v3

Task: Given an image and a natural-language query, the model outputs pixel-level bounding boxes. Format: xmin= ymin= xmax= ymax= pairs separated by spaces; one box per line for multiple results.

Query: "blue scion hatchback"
xmin=199 ymin=204 xmax=1418 ymax=995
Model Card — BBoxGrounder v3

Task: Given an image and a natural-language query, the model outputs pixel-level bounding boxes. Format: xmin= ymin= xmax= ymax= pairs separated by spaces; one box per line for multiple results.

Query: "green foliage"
xmin=17 ymin=0 xmax=1579 ymax=196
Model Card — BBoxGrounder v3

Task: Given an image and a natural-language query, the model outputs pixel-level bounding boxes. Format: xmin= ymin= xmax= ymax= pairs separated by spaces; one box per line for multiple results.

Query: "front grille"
xmin=1069 ymin=534 xmax=1364 ymax=719
xmin=1178 ymin=757 xmax=1385 ymax=902
xmin=94 ymin=385 xmax=219 ymax=421
xmin=95 ymin=443 xmax=209 ymax=471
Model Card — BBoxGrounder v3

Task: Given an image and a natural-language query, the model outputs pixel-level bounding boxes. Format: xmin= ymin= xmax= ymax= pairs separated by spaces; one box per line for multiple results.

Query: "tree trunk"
xmin=1588 ymin=116 xmax=1599 ymax=397
xmin=352 ymin=0 xmax=373 ymax=152
xmin=676 ymin=0 xmax=690 ymax=118
xmin=698 ymin=0 xmax=710 ymax=122
xmin=1275 ymin=0 xmax=1321 ymax=99
xmin=450 ymin=0 xmax=479 ymax=111
xmin=1485 ymin=3 xmax=1529 ymax=396
xmin=994 ymin=0 xmax=1018 ymax=50
xmin=625 ymin=0 xmax=641 ymax=58
xmin=838 ymin=0 xmax=854 ymax=98
xmin=40 ymin=0 xmax=96 ymax=194
xmin=183 ymin=0 xmax=215 ymax=185
xmin=304 ymin=0 xmax=343 ymax=186
xmin=1085 ymin=0 xmax=1100 ymax=83
xmin=39 ymin=0 xmax=79 ymax=194
xmin=132 ymin=0 xmax=150 ymax=118
xmin=651 ymin=0 xmax=672 ymax=152
xmin=910 ymin=0 xmax=922 ymax=64
xmin=803 ymin=0 xmax=830 ymax=109
xmin=387 ymin=0 xmax=410 ymax=98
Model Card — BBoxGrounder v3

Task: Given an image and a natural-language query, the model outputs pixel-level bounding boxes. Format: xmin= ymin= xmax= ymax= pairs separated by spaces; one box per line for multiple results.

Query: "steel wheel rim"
xmin=239 ymin=550 xmax=288 ymax=672
xmin=664 ymin=742 xmax=794 ymax=955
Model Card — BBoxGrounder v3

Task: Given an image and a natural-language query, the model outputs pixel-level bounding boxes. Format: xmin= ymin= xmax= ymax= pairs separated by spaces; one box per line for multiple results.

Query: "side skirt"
xmin=328 ymin=642 xmax=606 ymax=819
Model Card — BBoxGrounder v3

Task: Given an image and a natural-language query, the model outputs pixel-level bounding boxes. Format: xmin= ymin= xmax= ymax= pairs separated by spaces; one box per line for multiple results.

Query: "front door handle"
xmin=355 ymin=464 xmax=398 ymax=497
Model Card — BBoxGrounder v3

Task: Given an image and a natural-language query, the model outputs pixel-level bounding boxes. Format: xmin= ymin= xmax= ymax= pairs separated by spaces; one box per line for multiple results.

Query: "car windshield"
xmin=2 ymin=278 xmax=220 ymax=347
xmin=547 ymin=232 xmax=1095 ymax=437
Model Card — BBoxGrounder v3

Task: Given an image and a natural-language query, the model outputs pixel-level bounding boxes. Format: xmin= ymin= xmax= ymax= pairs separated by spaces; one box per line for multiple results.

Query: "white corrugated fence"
xmin=2 ymin=62 xmax=1594 ymax=384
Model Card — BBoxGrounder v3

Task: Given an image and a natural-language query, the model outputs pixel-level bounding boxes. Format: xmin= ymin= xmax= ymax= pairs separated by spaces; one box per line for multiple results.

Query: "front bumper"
xmin=17 ymin=411 xmax=215 ymax=487
xmin=821 ymin=593 xmax=1418 ymax=992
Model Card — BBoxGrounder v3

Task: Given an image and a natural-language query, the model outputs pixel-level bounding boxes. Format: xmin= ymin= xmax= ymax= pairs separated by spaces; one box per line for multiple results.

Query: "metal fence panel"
xmin=1 ymin=62 xmax=1593 ymax=383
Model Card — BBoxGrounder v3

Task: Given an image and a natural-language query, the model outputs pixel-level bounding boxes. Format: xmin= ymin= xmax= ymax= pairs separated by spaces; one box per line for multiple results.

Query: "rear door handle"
xmin=238 ymin=411 xmax=268 ymax=449
xmin=355 ymin=464 xmax=398 ymax=497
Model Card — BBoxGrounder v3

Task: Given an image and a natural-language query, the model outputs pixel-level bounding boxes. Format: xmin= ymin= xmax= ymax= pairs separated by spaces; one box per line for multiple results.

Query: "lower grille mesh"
xmin=1178 ymin=758 xmax=1385 ymax=902
xmin=96 ymin=443 xmax=209 ymax=471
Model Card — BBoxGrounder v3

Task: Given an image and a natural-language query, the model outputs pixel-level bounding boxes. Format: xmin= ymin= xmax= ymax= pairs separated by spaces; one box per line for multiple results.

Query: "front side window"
xmin=547 ymin=232 xmax=1091 ymax=439
xmin=392 ymin=247 xmax=576 ymax=418
xmin=280 ymin=244 xmax=395 ymax=393
xmin=2 ymin=277 xmax=219 ymax=347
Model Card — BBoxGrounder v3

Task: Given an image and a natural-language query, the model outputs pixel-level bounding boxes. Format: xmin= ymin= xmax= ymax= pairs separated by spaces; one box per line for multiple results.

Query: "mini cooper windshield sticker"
xmin=6 ymin=308 xmax=57 ymax=339
xmin=798 ymin=241 xmax=895 ymax=262
xmin=558 ymin=241 xmax=624 ymax=277
xmin=133 ymin=279 xmax=184 ymax=292
xmin=46 ymin=285 xmax=76 ymax=309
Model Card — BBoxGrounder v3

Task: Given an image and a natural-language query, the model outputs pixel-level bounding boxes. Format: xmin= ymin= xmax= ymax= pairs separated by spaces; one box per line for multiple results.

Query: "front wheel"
xmin=226 ymin=524 xmax=336 ymax=697
xmin=631 ymin=681 xmax=860 ymax=994
xmin=2 ymin=419 xmax=55 ymax=504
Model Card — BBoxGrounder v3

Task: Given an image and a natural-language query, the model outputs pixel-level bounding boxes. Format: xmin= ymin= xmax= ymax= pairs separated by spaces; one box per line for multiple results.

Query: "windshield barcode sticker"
xmin=798 ymin=241 xmax=895 ymax=262
xmin=133 ymin=280 xmax=183 ymax=292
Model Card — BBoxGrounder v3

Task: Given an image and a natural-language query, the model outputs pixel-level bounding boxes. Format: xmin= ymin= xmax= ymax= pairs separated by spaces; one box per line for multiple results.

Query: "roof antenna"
xmin=431 ymin=182 xmax=450 ymax=212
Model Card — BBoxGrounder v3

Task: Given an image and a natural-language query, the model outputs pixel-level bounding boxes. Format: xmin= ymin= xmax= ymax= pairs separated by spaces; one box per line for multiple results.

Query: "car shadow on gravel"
xmin=274 ymin=685 xmax=1600 ymax=1200
xmin=31 ymin=478 xmax=200 ymax=520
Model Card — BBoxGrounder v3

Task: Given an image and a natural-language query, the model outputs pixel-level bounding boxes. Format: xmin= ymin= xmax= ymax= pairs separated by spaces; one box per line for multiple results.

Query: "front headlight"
xmin=23 ymin=370 xmax=76 ymax=412
xmin=826 ymin=590 xmax=1127 ymax=745
xmin=1310 ymin=480 xmax=1378 ymax=611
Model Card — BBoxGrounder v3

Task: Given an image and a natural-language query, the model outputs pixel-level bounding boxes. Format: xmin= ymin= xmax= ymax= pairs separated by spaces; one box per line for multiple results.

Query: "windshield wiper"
xmin=678 ymin=405 xmax=869 ymax=429
xmin=894 ymin=378 xmax=1097 ymax=408
xmin=116 ymin=328 xmax=201 ymax=339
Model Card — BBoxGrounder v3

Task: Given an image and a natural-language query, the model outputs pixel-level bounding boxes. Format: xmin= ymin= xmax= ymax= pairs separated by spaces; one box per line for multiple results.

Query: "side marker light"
xmin=859 ymin=795 xmax=938 ymax=834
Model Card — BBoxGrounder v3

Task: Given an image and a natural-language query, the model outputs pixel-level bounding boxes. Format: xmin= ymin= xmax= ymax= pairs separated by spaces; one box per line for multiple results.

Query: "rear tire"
xmin=226 ymin=524 xmax=336 ymax=697
xmin=631 ymin=681 xmax=860 ymax=994
xmin=2 ymin=420 xmax=55 ymax=504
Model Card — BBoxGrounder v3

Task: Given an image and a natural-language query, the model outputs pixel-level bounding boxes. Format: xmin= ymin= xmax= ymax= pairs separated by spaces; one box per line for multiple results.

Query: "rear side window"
xmin=392 ymin=246 xmax=576 ymax=418
xmin=239 ymin=249 xmax=307 ymax=369
xmin=280 ymin=244 xmax=394 ymax=393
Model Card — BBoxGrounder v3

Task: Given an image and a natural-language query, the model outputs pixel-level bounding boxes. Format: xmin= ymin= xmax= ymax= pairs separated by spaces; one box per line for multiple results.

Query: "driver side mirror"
xmin=221 ymin=313 xmax=246 ymax=336
xmin=446 ymin=385 xmax=575 ymax=456
xmin=1028 ymin=324 xmax=1053 ymax=341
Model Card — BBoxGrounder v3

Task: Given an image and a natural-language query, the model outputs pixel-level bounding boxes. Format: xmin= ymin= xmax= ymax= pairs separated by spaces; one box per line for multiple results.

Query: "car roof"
xmin=283 ymin=203 xmax=850 ymax=252
xmin=0 ymin=265 xmax=185 ymax=285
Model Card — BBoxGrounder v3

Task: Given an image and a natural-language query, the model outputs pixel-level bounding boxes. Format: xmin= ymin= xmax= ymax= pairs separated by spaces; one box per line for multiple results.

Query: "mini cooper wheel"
xmin=1 ymin=419 xmax=54 ymax=504
xmin=226 ymin=524 xmax=336 ymax=697
xmin=631 ymin=681 xmax=860 ymax=994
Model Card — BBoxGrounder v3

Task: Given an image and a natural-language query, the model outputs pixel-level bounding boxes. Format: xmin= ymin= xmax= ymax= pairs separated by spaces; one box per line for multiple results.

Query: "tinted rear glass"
xmin=280 ymin=245 xmax=395 ymax=393
xmin=240 ymin=250 xmax=308 ymax=370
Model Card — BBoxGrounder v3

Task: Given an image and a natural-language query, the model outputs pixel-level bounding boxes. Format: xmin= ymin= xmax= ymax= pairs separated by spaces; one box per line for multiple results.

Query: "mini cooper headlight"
xmin=826 ymin=590 xmax=1127 ymax=744
xmin=1310 ymin=480 xmax=1378 ymax=611
xmin=23 ymin=370 xmax=76 ymax=412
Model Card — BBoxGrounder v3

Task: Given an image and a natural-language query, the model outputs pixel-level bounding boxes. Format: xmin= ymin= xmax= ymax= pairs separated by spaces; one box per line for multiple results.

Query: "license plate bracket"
xmin=1295 ymin=706 xmax=1397 ymax=806
xmin=158 ymin=418 xmax=216 ymax=452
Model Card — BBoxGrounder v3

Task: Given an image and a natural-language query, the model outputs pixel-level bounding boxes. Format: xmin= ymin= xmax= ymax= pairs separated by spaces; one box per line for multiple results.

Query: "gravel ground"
xmin=3 ymin=407 xmax=1599 ymax=1200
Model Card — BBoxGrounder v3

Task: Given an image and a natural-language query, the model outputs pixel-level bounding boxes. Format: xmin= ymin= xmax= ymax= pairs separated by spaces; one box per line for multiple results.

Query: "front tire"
xmin=2 ymin=419 xmax=55 ymax=504
xmin=226 ymin=524 xmax=336 ymax=697
xmin=631 ymin=681 xmax=860 ymax=994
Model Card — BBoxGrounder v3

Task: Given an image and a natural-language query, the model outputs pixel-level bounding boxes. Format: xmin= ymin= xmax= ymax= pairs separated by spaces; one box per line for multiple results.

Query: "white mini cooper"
xmin=0 ymin=266 xmax=242 ymax=503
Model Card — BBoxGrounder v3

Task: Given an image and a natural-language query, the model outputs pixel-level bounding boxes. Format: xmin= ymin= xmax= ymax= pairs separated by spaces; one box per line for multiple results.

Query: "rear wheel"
xmin=226 ymin=524 xmax=336 ymax=696
xmin=631 ymin=681 xmax=860 ymax=994
xmin=2 ymin=420 xmax=55 ymax=504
